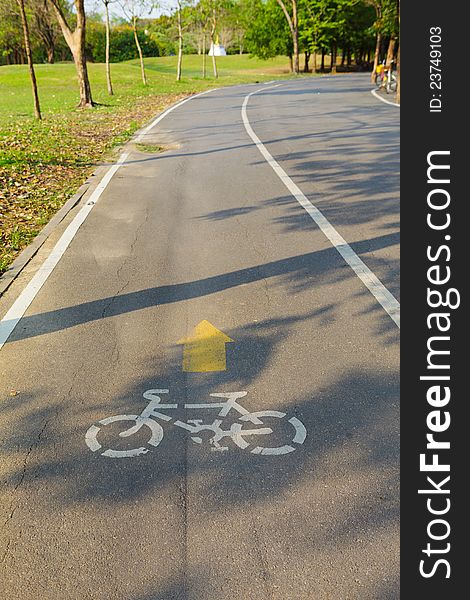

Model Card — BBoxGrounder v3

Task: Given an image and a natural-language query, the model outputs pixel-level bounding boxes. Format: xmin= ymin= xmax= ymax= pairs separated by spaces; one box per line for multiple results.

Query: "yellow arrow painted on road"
xmin=178 ymin=320 xmax=234 ymax=372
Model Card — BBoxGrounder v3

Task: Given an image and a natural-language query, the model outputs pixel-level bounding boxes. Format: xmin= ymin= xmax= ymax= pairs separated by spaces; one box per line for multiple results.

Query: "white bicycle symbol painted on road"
xmin=85 ymin=389 xmax=307 ymax=458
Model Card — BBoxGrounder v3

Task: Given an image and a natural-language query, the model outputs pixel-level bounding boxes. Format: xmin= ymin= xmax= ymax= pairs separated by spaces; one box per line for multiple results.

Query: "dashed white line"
xmin=242 ymin=85 xmax=400 ymax=328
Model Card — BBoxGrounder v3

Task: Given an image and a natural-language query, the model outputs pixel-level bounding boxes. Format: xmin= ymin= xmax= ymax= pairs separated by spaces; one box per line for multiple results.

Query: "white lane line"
xmin=241 ymin=87 xmax=400 ymax=328
xmin=0 ymin=152 xmax=128 ymax=350
xmin=0 ymin=89 xmax=219 ymax=351
xmin=370 ymin=89 xmax=400 ymax=107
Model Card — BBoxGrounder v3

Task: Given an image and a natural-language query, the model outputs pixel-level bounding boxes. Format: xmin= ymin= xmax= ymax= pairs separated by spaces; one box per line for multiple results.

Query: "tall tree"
xmin=275 ymin=0 xmax=299 ymax=74
xmin=48 ymin=0 xmax=94 ymax=107
xmin=367 ymin=0 xmax=398 ymax=82
xmin=102 ymin=0 xmax=115 ymax=94
xmin=119 ymin=0 xmax=154 ymax=86
xmin=0 ymin=0 xmax=25 ymax=65
xmin=190 ymin=0 xmax=211 ymax=77
xmin=245 ymin=0 xmax=293 ymax=68
xmin=176 ymin=0 xmax=183 ymax=81
xmin=365 ymin=0 xmax=381 ymax=81
xmin=228 ymin=0 xmax=251 ymax=55
xmin=209 ymin=0 xmax=218 ymax=78
xmin=196 ymin=0 xmax=232 ymax=78
xmin=33 ymin=0 xmax=58 ymax=64
xmin=17 ymin=0 xmax=41 ymax=119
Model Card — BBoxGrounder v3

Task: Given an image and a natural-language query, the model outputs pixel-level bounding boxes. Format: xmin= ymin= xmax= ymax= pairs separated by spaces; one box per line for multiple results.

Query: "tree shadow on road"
xmin=1 ymin=316 xmax=399 ymax=597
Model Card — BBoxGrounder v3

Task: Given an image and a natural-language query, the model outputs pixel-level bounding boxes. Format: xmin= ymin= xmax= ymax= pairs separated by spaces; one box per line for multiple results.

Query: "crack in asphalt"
xmin=1 ymin=368 xmax=81 ymax=564
xmin=251 ymin=513 xmax=274 ymax=599
xmin=234 ymin=215 xmax=274 ymax=314
xmin=106 ymin=205 xmax=151 ymax=365
xmin=1 ymin=417 xmax=50 ymax=566
xmin=100 ymin=206 xmax=150 ymax=324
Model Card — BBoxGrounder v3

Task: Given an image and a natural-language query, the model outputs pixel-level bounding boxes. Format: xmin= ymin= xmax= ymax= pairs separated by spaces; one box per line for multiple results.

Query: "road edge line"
xmin=241 ymin=86 xmax=400 ymax=328
xmin=0 ymin=89 xmax=222 ymax=351
xmin=0 ymin=153 xmax=128 ymax=350
xmin=0 ymin=89 xmax=219 ymax=299
xmin=370 ymin=88 xmax=400 ymax=107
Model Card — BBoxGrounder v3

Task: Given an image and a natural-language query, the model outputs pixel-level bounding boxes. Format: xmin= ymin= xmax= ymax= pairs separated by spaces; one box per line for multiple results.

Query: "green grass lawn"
xmin=0 ymin=54 xmax=303 ymax=276
xmin=0 ymin=55 xmax=293 ymax=119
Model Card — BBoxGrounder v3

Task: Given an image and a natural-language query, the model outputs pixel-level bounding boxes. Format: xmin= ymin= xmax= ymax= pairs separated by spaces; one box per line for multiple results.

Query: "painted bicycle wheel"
xmin=230 ymin=410 xmax=307 ymax=455
xmin=85 ymin=415 xmax=164 ymax=458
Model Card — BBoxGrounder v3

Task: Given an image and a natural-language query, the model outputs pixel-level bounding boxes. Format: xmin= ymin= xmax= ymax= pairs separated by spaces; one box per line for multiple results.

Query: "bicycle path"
xmin=0 ymin=74 xmax=399 ymax=600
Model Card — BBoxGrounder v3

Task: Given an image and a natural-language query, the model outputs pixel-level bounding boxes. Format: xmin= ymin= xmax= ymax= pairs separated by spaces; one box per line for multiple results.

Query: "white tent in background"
xmin=208 ymin=35 xmax=226 ymax=56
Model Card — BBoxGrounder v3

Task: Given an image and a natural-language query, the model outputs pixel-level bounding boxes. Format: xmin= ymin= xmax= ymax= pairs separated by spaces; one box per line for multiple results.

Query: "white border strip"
xmin=370 ymin=89 xmax=400 ymax=107
xmin=0 ymin=90 xmax=217 ymax=351
xmin=0 ymin=153 xmax=128 ymax=350
xmin=242 ymin=86 xmax=400 ymax=328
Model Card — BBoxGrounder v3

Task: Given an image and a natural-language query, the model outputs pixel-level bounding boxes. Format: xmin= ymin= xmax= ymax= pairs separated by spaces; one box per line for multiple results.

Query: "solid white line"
xmin=1 ymin=88 xmax=221 ymax=351
xmin=0 ymin=153 xmax=129 ymax=350
xmin=241 ymin=87 xmax=400 ymax=328
xmin=370 ymin=89 xmax=400 ymax=107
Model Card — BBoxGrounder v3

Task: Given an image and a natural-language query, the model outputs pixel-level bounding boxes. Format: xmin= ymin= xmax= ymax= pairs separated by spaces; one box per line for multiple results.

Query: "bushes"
xmin=86 ymin=23 xmax=160 ymax=63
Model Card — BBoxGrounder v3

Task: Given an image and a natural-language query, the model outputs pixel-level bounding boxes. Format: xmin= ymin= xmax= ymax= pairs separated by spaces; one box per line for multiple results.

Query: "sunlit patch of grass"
xmin=134 ymin=142 xmax=165 ymax=153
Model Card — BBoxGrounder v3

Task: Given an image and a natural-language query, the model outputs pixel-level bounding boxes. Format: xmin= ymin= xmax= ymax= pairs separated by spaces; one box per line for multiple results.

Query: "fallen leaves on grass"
xmin=0 ymin=93 xmax=187 ymax=275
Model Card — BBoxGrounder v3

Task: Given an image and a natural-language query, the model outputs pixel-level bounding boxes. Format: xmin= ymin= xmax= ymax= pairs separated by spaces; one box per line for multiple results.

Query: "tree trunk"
xmin=202 ymin=35 xmax=206 ymax=78
xmin=36 ymin=1 xmax=56 ymax=65
xmin=49 ymin=0 xmax=93 ymax=107
xmin=396 ymin=41 xmax=400 ymax=104
xmin=104 ymin=1 xmax=113 ymax=95
xmin=303 ymin=51 xmax=310 ymax=73
xmin=210 ymin=7 xmax=218 ymax=78
xmin=321 ymin=49 xmax=325 ymax=71
xmin=39 ymin=26 xmax=55 ymax=64
xmin=292 ymin=1 xmax=299 ymax=74
xmin=288 ymin=54 xmax=293 ymax=72
xmin=371 ymin=31 xmax=382 ymax=82
xmin=371 ymin=3 xmax=383 ymax=83
xmin=211 ymin=46 xmax=218 ymax=78
xmin=386 ymin=37 xmax=396 ymax=67
xmin=176 ymin=1 xmax=183 ymax=81
xmin=331 ymin=45 xmax=337 ymax=73
xmin=292 ymin=29 xmax=299 ymax=74
xmin=132 ymin=17 xmax=147 ymax=86
xmin=312 ymin=51 xmax=317 ymax=72
xmin=276 ymin=0 xmax=299 ymax=74
xmin=74 ymin=47 xmax=93 ymax=108
xmin=17 ymin=0 xmax=41 ymax=120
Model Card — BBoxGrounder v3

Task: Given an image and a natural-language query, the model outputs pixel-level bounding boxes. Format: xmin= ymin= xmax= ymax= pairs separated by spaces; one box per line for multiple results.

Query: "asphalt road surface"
xmin=0 ymin=74 xmax=400 ymax=600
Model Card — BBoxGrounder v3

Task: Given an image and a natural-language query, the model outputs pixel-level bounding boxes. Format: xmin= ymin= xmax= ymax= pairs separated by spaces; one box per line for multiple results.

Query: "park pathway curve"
xmin=0 ymin=74 xmax=399 ymax=600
